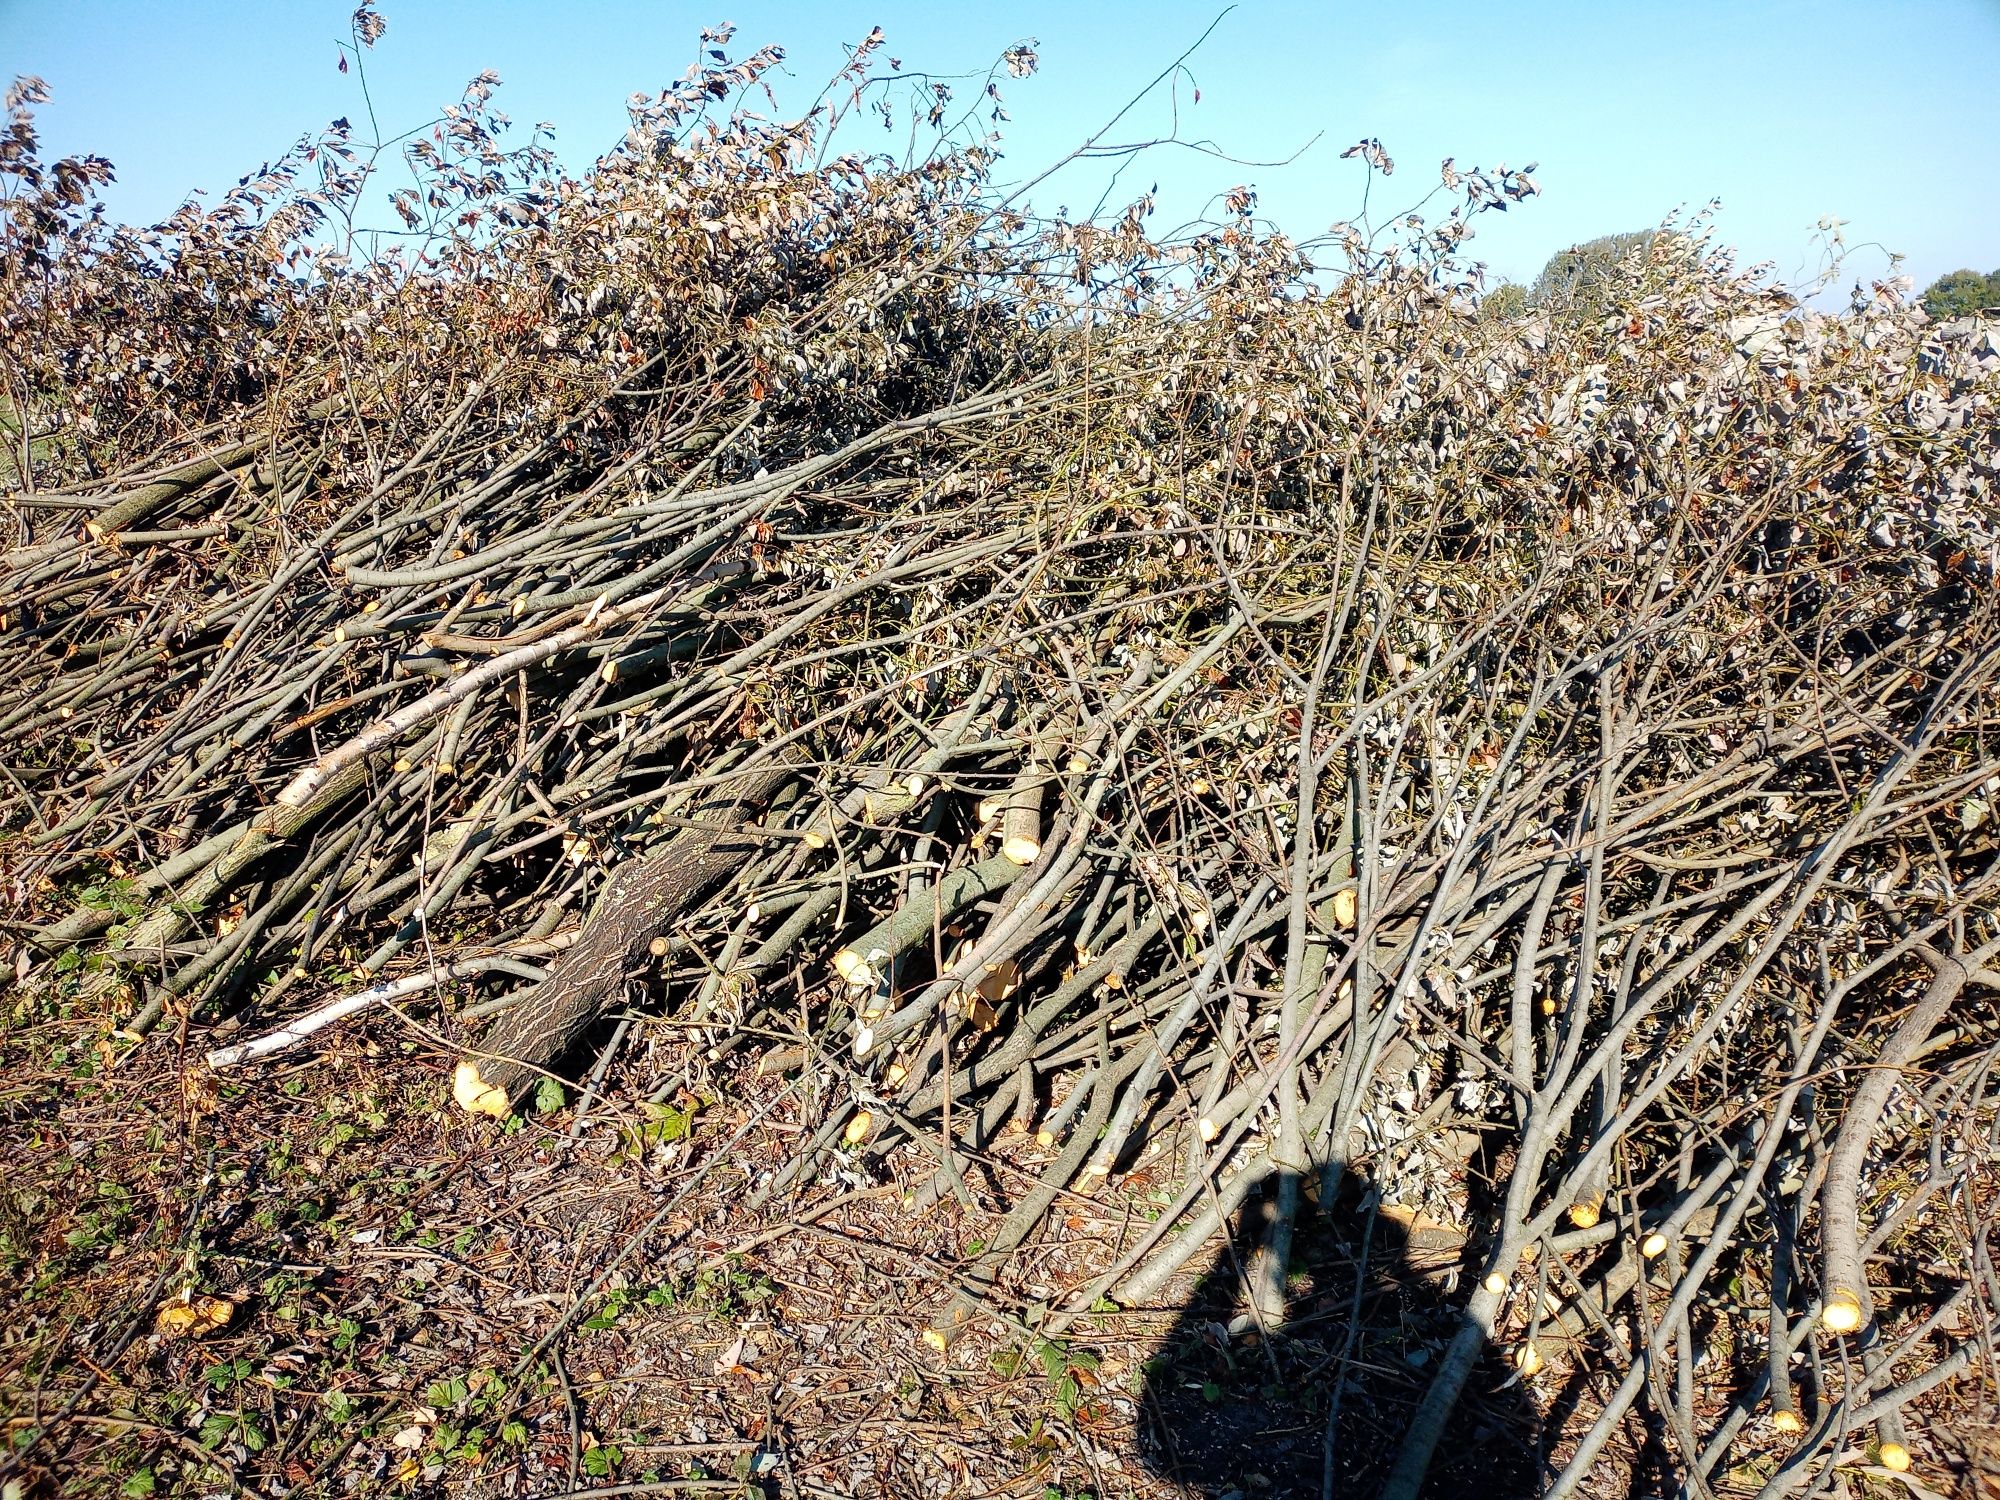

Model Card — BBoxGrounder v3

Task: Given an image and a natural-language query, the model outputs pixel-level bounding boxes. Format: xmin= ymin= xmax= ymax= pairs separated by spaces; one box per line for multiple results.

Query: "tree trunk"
xmin=453 ymin=758 xmax=794 ymax=1114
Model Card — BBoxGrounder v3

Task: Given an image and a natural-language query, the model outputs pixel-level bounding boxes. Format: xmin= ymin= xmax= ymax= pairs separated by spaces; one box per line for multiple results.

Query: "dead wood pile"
xmin=4 ymin=40 xmax=1999 ymax=1496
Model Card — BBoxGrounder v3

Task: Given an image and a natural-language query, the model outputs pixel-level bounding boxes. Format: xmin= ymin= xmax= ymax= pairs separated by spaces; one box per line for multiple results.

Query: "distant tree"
xmin=1480 ymin=281 xmax=1530 ymax=321
xmin=1530 ymin=230 xmax=1657 ymax=318
xmin=1920 ymin=267 xmax=2000 ymax=320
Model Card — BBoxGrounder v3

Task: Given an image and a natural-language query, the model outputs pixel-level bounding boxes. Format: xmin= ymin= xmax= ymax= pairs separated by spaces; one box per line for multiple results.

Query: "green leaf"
xmin=582 ymin=1288 xmax=630 ymax=1331
xmin=535 ymin=1077 xmax=566 ymax=1114
xmin=121 ymin=1469 xmax=156 ymax=1497
xmin=206 ymin=1357 xmax=250 ymax=1390
xmin=614 ymin=1101 xmax=700 ymax=1160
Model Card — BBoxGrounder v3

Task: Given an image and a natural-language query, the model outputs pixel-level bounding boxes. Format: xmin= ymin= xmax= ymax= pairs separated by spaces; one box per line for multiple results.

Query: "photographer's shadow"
xmin=1137 ymin=1171 xmax=1540 ymax=1499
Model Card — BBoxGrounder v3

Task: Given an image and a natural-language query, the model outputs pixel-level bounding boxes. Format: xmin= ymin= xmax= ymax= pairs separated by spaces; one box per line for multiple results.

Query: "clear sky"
xmin=5 ymin=0 xmax=1997 ymax=296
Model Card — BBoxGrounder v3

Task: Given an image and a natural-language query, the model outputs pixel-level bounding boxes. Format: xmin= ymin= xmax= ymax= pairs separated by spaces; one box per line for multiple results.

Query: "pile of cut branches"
xmin=4 ymin=28 xmax=1999 ymax=1497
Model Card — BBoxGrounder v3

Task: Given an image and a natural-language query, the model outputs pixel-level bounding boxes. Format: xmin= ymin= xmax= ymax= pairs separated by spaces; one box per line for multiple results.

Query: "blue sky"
xmin=5 ymin=0 xmax=1997 ymax=295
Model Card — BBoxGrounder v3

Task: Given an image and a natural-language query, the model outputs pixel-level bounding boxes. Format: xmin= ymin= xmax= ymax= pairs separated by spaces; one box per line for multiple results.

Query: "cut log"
xmin=453 ymin=757 xmax=794 ymax=1114
xmin=830 ymin=850 xmax=1023 ymax=989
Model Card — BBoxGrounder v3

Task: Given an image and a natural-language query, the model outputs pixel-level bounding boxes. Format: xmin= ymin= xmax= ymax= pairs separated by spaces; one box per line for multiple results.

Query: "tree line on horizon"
xmin=1485 ymin=231 xmax=1998 ymax=323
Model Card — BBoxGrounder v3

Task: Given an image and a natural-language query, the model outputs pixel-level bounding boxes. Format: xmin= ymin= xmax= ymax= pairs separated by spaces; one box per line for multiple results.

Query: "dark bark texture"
xmin=454 ymin=759 xmax=794 ymax=1112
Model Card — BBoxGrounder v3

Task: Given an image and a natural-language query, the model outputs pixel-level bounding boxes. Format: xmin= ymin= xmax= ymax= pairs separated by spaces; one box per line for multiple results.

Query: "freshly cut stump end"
xmin=454 ymin=1060 xmax=513 ymax=1118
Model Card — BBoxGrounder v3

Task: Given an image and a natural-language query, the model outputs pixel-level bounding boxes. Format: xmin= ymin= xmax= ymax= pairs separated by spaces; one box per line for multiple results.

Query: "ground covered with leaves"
xmin=5 ymin=14 xmax=2000 ymax=1500
xmin=3 ymin=1020 xmax=1563 ymax=1499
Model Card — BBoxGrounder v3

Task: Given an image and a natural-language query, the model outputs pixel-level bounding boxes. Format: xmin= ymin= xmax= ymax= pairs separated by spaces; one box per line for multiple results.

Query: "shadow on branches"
xmin=1137 ymin=1171 xmax=1541 ymax=1499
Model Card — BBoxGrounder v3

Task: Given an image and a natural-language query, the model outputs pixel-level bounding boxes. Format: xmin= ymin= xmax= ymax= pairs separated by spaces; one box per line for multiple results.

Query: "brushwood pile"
xmin=4 ymin=37 xmax=1999 ymax=1499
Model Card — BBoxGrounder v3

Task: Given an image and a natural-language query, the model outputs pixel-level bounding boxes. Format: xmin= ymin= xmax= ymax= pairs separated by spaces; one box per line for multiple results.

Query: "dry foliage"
xmin=3 ymin=17 xmax=1999 ymax=1499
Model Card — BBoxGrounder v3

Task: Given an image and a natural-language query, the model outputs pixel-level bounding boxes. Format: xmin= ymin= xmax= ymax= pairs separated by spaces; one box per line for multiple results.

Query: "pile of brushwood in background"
xmin=5 ymin=22 xmax=2000 ymax=1499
